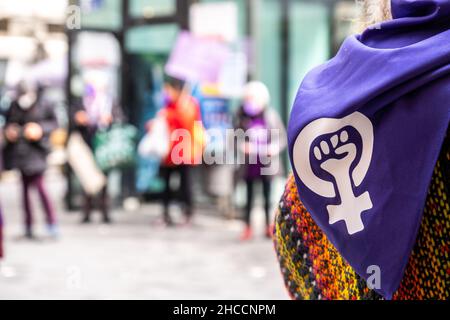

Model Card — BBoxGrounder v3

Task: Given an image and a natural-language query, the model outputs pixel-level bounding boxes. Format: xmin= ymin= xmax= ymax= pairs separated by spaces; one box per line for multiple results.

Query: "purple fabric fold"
xmin=288 ymin=0 xmax=450 ymax=298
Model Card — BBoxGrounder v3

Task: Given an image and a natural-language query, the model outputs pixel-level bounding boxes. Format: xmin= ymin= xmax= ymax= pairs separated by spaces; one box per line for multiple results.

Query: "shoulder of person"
xmin=264 ymin=107 xmax=282 ymax=121
xmin=5 ymin=101 xmax=20 ymax=117
xmin=186 ymin=96 xmax=200 ymax=110
xmin=234 ymin=105 xmax=245 ymax=117
xmin=9 ymin=100 xmax=20 ymax=110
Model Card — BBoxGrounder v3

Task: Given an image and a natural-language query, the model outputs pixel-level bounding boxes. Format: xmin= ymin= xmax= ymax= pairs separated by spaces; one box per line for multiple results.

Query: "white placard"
xmin=189 ymin=2 xmax=239 ymax=43
xmin=218 ymin=51 xmax=248 ymax=98
xmin=75 ymin=32 xmax=121 ymax=67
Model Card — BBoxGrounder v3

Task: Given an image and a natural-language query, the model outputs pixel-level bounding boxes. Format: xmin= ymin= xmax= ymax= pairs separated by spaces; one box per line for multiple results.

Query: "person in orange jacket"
xmin=158 ymin=77 xmax=204 ymax=226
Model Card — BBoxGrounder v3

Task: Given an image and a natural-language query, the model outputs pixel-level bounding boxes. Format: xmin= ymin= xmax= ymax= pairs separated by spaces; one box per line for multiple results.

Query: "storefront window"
xmin=289 ymin=1 xmax=330 ymax=108
xmin=71 ymin=31 xmax=121 ymax=99
xmin=129 ymin=0 xmax=176 ymax=18
xmin=80 ymin=0 xmax=122 ymax=30
xmin=254 ymin=0 xmax=282 ymax=115
xmin=125 ymin=24 xmax=178 ymax=54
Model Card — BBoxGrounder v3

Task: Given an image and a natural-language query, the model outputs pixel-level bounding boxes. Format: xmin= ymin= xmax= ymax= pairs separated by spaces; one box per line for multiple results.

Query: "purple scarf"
xmin=288 ymin=0 xmax=450 ymax=299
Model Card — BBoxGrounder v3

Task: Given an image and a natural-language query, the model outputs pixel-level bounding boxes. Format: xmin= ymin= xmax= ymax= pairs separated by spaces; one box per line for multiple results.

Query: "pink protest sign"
xmin=165 ymin=31 xmax=230 ymax=83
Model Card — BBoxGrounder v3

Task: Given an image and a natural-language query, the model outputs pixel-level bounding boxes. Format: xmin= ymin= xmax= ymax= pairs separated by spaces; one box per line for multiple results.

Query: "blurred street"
xmin=0 ymin=171 xmax=287 ymax=300
xmin=0 ymin=0 xmax=360 ymax=301
xmin=0 ymin=0 xmax=447 ymax=303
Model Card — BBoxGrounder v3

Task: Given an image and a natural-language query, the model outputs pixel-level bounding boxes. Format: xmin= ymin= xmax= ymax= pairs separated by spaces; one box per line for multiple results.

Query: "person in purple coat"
xmin=235 ymin=82 xmax=287 ymax=241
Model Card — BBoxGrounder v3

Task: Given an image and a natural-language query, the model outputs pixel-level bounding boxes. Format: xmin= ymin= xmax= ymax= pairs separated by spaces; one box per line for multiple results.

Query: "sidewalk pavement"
xmin=0 ymin=170 xmax=288 ymax=300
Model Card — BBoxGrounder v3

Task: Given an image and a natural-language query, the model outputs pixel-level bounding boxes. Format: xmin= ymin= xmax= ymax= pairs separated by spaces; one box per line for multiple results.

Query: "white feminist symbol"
xmin=293 ymin=112 xmax=374 ymax=235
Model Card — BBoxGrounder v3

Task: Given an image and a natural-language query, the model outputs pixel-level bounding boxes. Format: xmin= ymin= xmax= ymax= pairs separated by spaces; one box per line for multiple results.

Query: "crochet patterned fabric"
xmin=274 ymin=133 xmax=449 ymax=300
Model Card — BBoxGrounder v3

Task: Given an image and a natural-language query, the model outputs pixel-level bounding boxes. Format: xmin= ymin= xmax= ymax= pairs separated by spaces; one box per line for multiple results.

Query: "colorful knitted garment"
xmin=274 ymin=133 xmax=449 ymax=300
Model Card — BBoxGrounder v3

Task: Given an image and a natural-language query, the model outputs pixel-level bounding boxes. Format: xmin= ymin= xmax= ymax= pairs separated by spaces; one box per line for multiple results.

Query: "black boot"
xmin=102 ymin=211 xmax=112 ymax=224
xmin=81 ymin=214 xmax=91 ymax=224
xmin=82 ymin=195 xmax=93 ymax=224
xmin=25 ymin=226 xmax=34 ymax=239
xmin=163 ymin=209 xmax=174 ymax=227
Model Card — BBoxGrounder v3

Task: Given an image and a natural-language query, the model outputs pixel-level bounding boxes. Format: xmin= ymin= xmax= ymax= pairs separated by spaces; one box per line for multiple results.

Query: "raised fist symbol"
xmin=293 ymin=112 xmax=375 ymax=235
xmin=314 ymin=130 xmax=372 ymax=235
xmin=314 ymin=130 xmax=356 ymax=174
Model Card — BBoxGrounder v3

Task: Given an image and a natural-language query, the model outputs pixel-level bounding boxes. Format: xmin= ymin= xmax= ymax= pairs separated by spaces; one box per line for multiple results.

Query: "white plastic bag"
xmin=138 ymin=116 xmax=170 ymax=160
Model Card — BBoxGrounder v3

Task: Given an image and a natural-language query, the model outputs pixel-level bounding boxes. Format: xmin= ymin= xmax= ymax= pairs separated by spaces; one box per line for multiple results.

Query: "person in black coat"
xmin=3 ymin=83 xmax=58 ymax=239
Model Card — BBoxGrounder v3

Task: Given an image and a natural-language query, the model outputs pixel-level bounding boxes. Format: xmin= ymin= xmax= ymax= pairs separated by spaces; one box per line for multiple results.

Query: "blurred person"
xmin=0 ymin=95 xmax=5 ymax=260
xmin=234 ymin=81 xmax=287 ymax=241
xmin=0 ymin=207 xmax=3 ymax=261
xmin=3 ymin=82 xmax=58 ymax=239
xmin=71 ymin=72 xmax=123 ymax=224
xmin=0 ymin=118 xmax=5 ymax=259
xmin=156 ymin=77 xmax=203 ymax=227
xmin=274 ymin=0 xmax=449 ymax=300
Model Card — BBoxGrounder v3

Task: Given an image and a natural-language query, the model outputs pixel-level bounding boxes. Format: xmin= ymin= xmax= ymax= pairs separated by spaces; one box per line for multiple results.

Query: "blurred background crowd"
xmin=0 ymin=0 xmax=363 ymax=299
